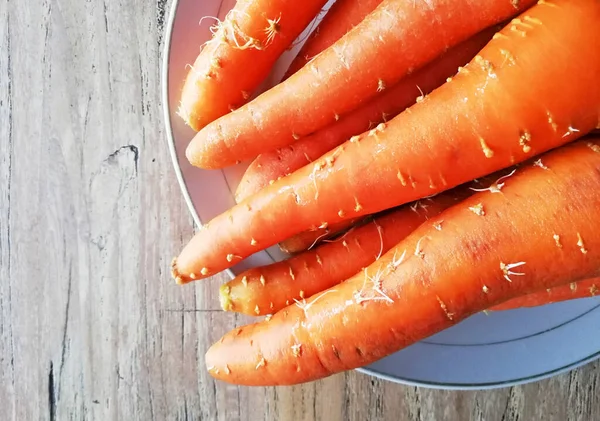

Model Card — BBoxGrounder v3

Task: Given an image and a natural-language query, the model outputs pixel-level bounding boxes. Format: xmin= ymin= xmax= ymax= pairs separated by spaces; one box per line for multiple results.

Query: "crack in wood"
xmin=48 ymin=362 xmax=57 ymax=421
xmin=59 ymin=260 xmax=73 ymax=385
xmin=500 ymin=386 xmax=522 ymax=421
xmin=103 ymin=0 xmax=109 ymax=33
xmin=105 ymin=145 xmax=139 ymax=174
xmin=156 ymin=0 xmax=168 ymax=46
xmin=2 ymin=4 xmax=16 ymax=393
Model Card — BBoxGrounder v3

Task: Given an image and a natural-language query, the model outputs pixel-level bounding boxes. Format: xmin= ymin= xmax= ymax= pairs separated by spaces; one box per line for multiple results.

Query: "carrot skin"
xmin=206 ymin=138 xmax=600 ymax=386
xmin=173 ymin=0 xmax=600 ymax=282
xmin=283 ymin=0 xmax=383 ymax=79
xmin=234 ymin=27 xmax=497 ymax=202
xmin=491 ymin=278 xmax=600 ymax=311
xmin=178 ymin=0 xmax=329 ymax=131
xmin=187 ymin=0 xmax=535 ymax=169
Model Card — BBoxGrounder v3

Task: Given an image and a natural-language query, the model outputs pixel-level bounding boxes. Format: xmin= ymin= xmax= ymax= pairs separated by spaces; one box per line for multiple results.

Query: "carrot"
xmin=172 ymin=0 xmax=600 ymax=282
xmin=221 ymin=187 xmax=473 ymax=316
xmin=178 ymin=0 xmax=329 ymax=131
xmin=491 ymin=278 xmax=600 ymax=311
xmin=234 ymin=26 xmax=498 ymax=202
xmin=204 ymin=138 xmax=600 ymax=386
xmin=278 ymin=218 xmax=360 ymax=254
xmin=283 ymin=0 xmax=383 ymax=78
xmin=186 ymin=0 xmax=535 ymax=169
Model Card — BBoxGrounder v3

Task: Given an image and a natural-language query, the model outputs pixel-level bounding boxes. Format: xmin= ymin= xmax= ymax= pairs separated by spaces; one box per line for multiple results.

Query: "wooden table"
xmin=1 ymin=1 xmax=599 ymax=419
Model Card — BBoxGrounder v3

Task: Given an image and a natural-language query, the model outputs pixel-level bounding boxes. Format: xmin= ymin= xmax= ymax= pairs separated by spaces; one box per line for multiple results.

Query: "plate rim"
xmin=160 ymin=0 xmax=600 ymax=390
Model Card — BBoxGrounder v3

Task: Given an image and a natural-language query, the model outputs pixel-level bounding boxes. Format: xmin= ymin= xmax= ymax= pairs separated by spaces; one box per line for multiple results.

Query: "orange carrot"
xmin=491 ymin=278 xmax=600 ymax=311
xmin=234 ymin=26 xmax=497 ymax=202
xmin=278 ymin=218 xmax=360 ymax=254
xmin=172 ymin=0 xmax=600 ymax=282
xmin=178 ymin=0 xmax=328 ymax=131
xmin=221 ymin=188 xmax=472 ymax=316
xmin=205 ymin=138 xmax=600 ymax=386
xmin=283 ymin=0 xmax=383 ymax=78
xmin=186 ymin=0 xmax=535 ymax=169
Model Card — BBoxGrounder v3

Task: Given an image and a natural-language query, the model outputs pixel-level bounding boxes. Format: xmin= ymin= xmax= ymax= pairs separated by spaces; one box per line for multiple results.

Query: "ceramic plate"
xmin=162 ymin=0 xmax=600 ymax=389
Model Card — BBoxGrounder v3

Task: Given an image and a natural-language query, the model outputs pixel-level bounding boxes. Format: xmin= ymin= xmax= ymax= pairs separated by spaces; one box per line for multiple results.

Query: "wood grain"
xmin=0 ymin=0 xmax=599 ymax=420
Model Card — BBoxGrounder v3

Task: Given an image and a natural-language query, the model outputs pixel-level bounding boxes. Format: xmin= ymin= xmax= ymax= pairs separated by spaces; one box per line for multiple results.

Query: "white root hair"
xmin=577 ymin=233 xmax=588 ymax=255
xmin=414 ymin=237 xmax=427 ymax=258
xmin=227 ymin=20 xmax=263 ymax=50
xmin=389 ymin=249 xmax=407 ymax=271
xmin=309 ymin=162 xmax=323 ymax=200
xmin=205 ymin=10 xmax=264 ymax=51
xmin=500 ymin=261 xmax=526 ymax=282
xmin=322 ymin=226 xmax=357 ymax=244
xmin=533 ymin=158 xmax=549 ymax=170
xmin=264 ymin=14 xmax=282 ymax=46
xmin=470 ymin=169 xmax=517 ymax=194
xmin=354 ymin=267 xmax=394 ymax=304
xmin=176 ymin=101 xmax=193 ymax=125
xmin=306 ymin=230 xmax=330 ymax=251
xmin=415 ymin=84 xmax=425 ymax=103
xmin=374 ymin=220 xmax=384 ymax=260
xmin=294 ymin=289 xmax=338 ymax=317
xmin=410 ymin=200 xmax=428 ymax=213
xmin=562 ymin=126 xmax=580 ymax=138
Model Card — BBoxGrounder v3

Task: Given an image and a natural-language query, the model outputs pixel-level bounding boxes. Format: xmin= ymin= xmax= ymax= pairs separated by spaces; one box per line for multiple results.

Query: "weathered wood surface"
xmin=0 ymin=0 xmax=599 ymax=420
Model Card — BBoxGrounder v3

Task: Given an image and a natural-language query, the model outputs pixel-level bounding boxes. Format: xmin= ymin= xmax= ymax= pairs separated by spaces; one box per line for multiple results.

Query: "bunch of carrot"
xmin=174 ymin=0 xmax=600 ymax=386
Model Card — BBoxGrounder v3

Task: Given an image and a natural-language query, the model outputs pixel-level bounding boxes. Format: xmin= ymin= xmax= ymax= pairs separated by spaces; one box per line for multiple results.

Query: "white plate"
xmin=162 ymin=0 xmax=600 ymax=389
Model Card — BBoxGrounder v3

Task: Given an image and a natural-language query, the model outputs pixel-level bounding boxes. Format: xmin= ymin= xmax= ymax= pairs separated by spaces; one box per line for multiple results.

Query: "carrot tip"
xmin=171 ymin=257 xmax=183 ymax=282
xmin=219 ymin=284 xmax=234 ymax=311
xmin=256 ymin=357 xmax=267 ymax=370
